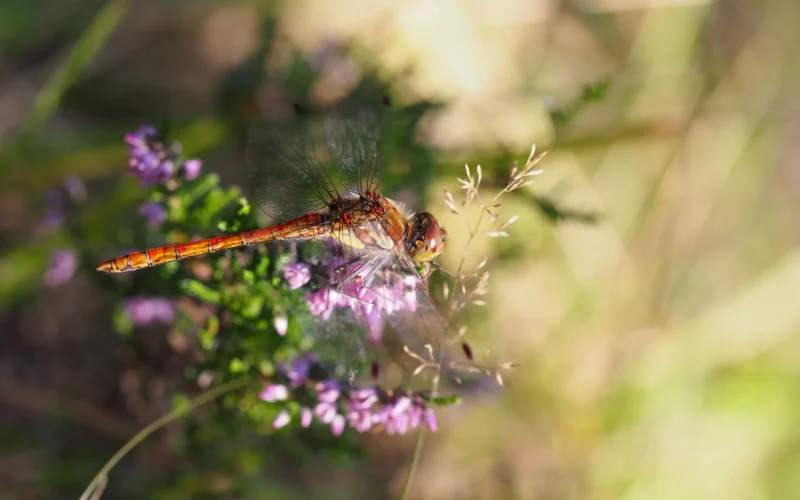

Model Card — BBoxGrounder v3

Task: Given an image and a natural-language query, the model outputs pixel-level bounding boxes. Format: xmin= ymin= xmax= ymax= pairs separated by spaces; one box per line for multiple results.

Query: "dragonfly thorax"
xmin=325 ymin=193 xmax=408 ymax=254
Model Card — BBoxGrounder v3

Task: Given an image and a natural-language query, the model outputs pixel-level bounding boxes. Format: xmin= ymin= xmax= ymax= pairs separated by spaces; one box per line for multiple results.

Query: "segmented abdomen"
xmin=96 ymin=213 xmax=326 ymax=273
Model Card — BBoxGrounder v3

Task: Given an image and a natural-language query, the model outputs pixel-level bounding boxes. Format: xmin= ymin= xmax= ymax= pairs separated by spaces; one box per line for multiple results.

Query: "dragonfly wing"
xmin=379 ymin=266 xmax=491 ymax=389
xmin=323 ymin=106 xmax=383 ymax=196
xmin=245 ymin=110 xmax=336 ymax=222
xmin=294 ymin=250 xmax=489 ymax=391
xmin=245 ymin=97 xmax=388 ymax=223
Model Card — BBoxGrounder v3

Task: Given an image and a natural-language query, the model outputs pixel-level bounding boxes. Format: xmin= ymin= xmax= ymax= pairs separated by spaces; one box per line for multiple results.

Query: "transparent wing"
xmin=323 ymin=106 xmax=383 ymax=196
xmin=292 ymin=251 xmax=490 ymax=391
xmin=379 ymin=262 xmax=492 ymax=389
xmin=244 ymin=99 xmax=387 ymax=223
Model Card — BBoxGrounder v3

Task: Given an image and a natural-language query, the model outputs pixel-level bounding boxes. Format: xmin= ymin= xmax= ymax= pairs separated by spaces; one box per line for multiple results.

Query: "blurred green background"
xmin=3 ymin=0 xmax=800 ymax=498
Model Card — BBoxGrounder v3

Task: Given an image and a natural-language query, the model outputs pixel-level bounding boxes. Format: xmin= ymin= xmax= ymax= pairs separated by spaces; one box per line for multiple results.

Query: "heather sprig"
xmin=125 ymin=125 xmax=203 ymax=186
xmin=259 ymin=353 xmax=439 ymax=436
xmin=72 ymin=120 xmax=535 ymax=500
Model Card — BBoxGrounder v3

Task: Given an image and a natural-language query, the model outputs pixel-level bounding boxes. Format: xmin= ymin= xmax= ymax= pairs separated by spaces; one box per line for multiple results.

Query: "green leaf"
xmin=242 ymin=269 xmax=255 ymax=284
xmin=180 ymin=173 xmax=220 ymax=207
xmin=196 ymin=186 xmax=241 ymax=228
xmin=237 ymin=197 xmax=251 ymax=216
xmin=112 ymin=304 xmax=134 ymax=336
xmin=240 ymin=295 xmax=264 ymax=319
xmin=580 ymin=80 xmax=610 ymax=103
xmin=229 ymin=358 xmax=247 ymax=373
xmin=427 ymin=395 xmax=462 ymax=406
xmin=200 ymin=315 xmax=219 ymax=351
xmin=255 ymin=254 xmax=270 ymax=278
xmin=179 ymin=279 xmax=221 ymax=304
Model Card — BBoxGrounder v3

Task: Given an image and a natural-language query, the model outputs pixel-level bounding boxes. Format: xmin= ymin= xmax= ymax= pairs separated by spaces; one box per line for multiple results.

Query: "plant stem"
xmin=79 ymin=377 xmax=251 ymax=500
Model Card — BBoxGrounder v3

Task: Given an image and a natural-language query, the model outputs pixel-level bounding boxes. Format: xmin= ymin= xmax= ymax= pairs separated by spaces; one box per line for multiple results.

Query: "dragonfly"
xmin=96 ymin=96 xmax=486 ymax=388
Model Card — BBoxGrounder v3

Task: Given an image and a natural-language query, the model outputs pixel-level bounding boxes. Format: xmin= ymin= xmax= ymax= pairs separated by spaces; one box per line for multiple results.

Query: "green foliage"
xmin=549 ymin=79 xmax=611 ymax=127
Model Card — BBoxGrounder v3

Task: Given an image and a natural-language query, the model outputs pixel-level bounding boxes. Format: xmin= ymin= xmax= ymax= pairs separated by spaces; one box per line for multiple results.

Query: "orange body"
xmin=97 ymin=213 xmax=327 ymax=273
xmin=96 ymin=195 xmax=412 ymax=274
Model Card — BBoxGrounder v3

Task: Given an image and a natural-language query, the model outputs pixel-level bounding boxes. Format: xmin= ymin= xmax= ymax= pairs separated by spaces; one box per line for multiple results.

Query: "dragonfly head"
xmin=407 ymin=212 xmax=447 ymax=263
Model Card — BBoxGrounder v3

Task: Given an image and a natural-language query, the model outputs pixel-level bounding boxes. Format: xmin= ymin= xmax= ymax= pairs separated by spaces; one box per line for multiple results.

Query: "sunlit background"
xmin=2 ymin=0 xmax=800 ymax=498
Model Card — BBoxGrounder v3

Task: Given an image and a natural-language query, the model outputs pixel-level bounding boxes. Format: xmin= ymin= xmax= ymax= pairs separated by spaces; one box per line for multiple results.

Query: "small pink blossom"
xmin=274 ymin=315 xmax=288 ymax=336
xmin=273 ymin=410 xmax=291 ymax=429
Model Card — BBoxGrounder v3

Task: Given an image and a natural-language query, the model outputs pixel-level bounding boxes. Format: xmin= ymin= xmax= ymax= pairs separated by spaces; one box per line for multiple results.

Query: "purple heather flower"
xmin=357 ymin=303 xmax=384 ymax=343
xmin=64 ymin=175 xmax=87 ymax=201
xmin=45 ymin=189 xmax=62 ymax=207
xmin=347 ymin=409 xmax=375 ymax=432
xmin=301 ymin=407 xmax=313 ymax=428
xmin=125 ymin=125 xmax=177 ymax=186
xmin=39 ymin=176 xmax=86 ymax=232
xmin=123 ymin=297 xmax=175 ymax=326
xmin=331 ymin=414 xmax=346 ymax=436
xmin=408 ymin=405 xmax=424 ymax=429
xmin=391 ymin=396 xmax=412 ymax=416
xmin=43 ymin=250 xmax=78 ymax=287
xmin=299 ymin=254 xmax=421 ymax=341
xmin=274 ymin=315 xmax=288 ymax=336
xmin=273 ymin=410 xmax=291 ymax=429
xmin=181 ymin=159 xmax=202 ymax=180
xmin=260 ymin=353 xmax=440 ymax=437
xmin=260 ymin=384 xmax=289 ymax=402
xmin=40 ymin=209 xmax=65 ymax=229
xmin=281 ymin=353 xmax=318 ymax=388
xmin=348 ymin=387 xmax=378 ymax=411
xmin=282 ymin=262 xmax=312 ymax=290
xmin=316 ymin=381 xmax=341 ymax=403
xmin=424 ymin=408 xmax=438 ymax=432
xmin=137 ymin=202 xmax=167 ymax=229
xmin=314 ymin=402 xmax=338 ymax=424
xmin=305 ymin=288 xmax=336 ymax=319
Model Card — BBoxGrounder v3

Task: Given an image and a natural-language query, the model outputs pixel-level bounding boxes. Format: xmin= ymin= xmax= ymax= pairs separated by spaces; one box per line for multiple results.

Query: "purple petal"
xmin=181 ymin=159 xmax=202 ymax=180
xmin=305 ymin=288 xmax=337 ymax=320
xmin=273 ymin=315 xmax=288 ymax=336
xmin=124 ymin=125 xmax=178 ymax=186
xmin=64 ymin=176 xmax=87 ymax=201
xmin=314 ymin=402 xmax=337 ymax=424
xmin=408 ymin=406 xmax=423 ymax=430
xmin=331 ymin=414 xmax=346 ymax=436
xmin=424 ymin=408 xmax=438 ymax=432
xmin=40 ymin=210 xmax=65 ymax=229
xmin=123 ymin=297 xmax=175 ymax=326
xmin=259 ymin=384 xmax=289 ymax=402
xmin=281 ymin=353 xmax=318 ymax=388
xmin=348 ymin=388 xmax=378 ymax=411
xmin=43 ymin=250 xmax=78 ymax=287
xmin=273 ymin=409 xmax=291 ymax=429
xmin=283 ymin=263 xmax=312 ymax=290
xmin=315 ymin=381 xmax=340 ymax=403
xmin=301 ymin=407 xmax=313 ymax=428
xmin=390 ymin=397 xmax=412 ymax=417
xmin=347 ymin=410 xmax=374 ymax=432
xmin=137 ymin=202 xmax=167 ymax=229
xmin=361 ymin=304 xmax=384 ymax=343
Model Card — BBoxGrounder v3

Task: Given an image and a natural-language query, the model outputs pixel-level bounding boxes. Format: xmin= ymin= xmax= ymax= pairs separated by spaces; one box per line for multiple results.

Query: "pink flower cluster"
xmin=259 ymin=354 xmax=437 ymax=436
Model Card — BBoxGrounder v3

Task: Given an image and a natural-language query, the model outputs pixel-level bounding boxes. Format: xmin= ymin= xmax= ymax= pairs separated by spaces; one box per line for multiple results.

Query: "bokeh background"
xmin=3 ymin=0 xmax=800 ymax=498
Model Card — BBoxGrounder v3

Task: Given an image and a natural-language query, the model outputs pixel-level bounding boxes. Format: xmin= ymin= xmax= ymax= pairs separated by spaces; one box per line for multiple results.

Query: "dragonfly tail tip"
xmin=96 ymin=261 xmax=113 ymax=273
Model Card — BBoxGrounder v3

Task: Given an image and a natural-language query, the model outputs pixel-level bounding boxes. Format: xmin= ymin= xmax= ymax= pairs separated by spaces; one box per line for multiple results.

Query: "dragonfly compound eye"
xmin=408 ymin=212 xmax=446 ymax=262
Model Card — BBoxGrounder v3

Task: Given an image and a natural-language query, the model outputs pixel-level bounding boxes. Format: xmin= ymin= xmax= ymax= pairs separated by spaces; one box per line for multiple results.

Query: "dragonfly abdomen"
xmin=96 ymin=213 xmax=327 ymax=273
